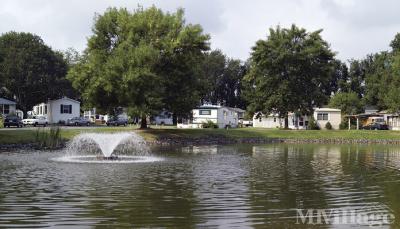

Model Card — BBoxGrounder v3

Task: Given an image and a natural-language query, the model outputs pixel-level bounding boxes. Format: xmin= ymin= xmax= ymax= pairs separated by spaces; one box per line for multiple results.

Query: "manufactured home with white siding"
xmin=313 ymin=108 xmax=341 ymax=129
xmin=32 ymin=97 xmax=80 ymax=124
xmin=0 ymin=98 xmax=17 ymax=117
xmin=178 ymin=105 xmax=239 ymax=128
xmin=253 ymin=112 xmax=310 ymax=129
xmin=152 ymin=110 xmax=173 ymax=125
xmin=253 ymin=108 xmax=342 ymax=130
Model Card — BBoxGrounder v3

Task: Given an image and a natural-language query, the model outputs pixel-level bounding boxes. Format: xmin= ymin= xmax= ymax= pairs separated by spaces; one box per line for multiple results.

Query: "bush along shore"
xmin=146 ymin=136 xmax=400 ymax=146
xmin=140 ymin=129 xmax=400 ymax=145
xmin=4 ymin=128 xmax=400 ymax=151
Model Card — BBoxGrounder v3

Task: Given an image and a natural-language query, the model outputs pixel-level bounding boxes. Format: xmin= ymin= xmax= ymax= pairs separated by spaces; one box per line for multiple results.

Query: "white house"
xmin=32 ymin=97 xmax=80 ymax=124
xmin=232 ymin=108 xmax=245 ymax=120
xmin=313 ymin=108 xmax=341 ymax=129
xmin=253 ymin=112 xmax=310 ymax=129
xmin=83 ymin=108 xmax=108 ymax=124
xmin=153 ymin=110 xmax=173 ymax=125
xmin=253 ymin=108 xmax=342 ymax=130
xmin=0 ymin=97 xmax=17 ymax=117
xmin=178 ymin=105 xmax=239 ymax=129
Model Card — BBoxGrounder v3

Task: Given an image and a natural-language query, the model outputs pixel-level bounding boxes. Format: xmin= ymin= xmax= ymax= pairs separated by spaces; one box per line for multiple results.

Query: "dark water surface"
xmin=1 ymin=144 xmax=400 ymax=228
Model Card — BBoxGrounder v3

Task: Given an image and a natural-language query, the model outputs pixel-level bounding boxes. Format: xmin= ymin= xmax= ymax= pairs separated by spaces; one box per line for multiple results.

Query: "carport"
xmin=344 ymin=113 xmax=384 ymax=130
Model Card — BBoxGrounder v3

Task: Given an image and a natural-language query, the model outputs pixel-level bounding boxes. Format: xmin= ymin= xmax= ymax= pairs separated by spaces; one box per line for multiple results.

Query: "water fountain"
xmin=55 ymin=132 xmax=162 ymax=163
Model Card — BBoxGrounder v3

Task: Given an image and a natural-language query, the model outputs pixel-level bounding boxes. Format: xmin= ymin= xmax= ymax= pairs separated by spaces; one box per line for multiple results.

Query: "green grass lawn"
xmin=2 ymin=126 xmax=400 ymax=145
xmin=139 ymin=128 xmax=400 ymax=141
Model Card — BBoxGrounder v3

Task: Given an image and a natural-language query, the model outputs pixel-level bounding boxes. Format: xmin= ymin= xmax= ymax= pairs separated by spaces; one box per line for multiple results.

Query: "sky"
xmin=1 ymin=0 xmax=400 ymax=62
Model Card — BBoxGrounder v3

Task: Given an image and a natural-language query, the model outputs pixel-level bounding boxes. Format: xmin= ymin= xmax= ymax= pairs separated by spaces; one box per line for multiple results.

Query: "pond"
xmin=1 ymin=144 xmax=400 ymax=228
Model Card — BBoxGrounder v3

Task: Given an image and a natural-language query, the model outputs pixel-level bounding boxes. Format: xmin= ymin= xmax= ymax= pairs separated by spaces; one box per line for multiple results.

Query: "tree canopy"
xmin=351 ymin=33 xmax=400 ymax=113
xmin=3 ymin=7 xmax=400 ymax=121
xmin=200 ymin=50 xmax=247 ymax=109
xmin=328 ymin=92 xmax=364 ymax=115
xmin=67 ymin=7 xmax=210 ymax=127
xmin=0 ymin=32 xmax=75 ymax=114
xmin=331 ymin=33 xmax=400 ymax=114
xmin=243 ymin=24 xmax=335 ymax=127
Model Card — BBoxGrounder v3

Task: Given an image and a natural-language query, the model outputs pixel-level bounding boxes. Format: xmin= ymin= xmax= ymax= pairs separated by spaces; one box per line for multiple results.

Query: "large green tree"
xmin=68 ymin=7 xmax=209 ymax=127
xmin=390 ymin=33 xmax=400 ymax=53
xmin=363 ymin=52 xmax=392 ymax=109
xmin=382 ymin=51 xmax=400 ymax=113
xmin=327 ymin=59 xmax=350 ymax=94
xmin=244 ymin=25 xmax=335 ymax=128
xmin=359 ymin=33 xmax=400 ymax=113
xmin=328 ymin=92 xmax=364 ymax=115
xmin=0 ymin=32 xmax=74 ymax=114
xmin=200 ymin=50 xmax=247 ymax=108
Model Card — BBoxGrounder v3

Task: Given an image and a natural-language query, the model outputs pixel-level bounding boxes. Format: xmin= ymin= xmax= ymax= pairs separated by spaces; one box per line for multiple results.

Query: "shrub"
xmin=202 ymin=120 xmax=218 ymax=128
xmin=339 ymin=121 xmax=347 ymax=130
xmin=0 ymin=116 xmax=3 ymax=128
xmin=325 ymin=122 xmax=333 ymax=130
xmin=35 ymin=126 xmax=62 ymax=149
xmin=307 ymin=117 xmax=320 ymax=130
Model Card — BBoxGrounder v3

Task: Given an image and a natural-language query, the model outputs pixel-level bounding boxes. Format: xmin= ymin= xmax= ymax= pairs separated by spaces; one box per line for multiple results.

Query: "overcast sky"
xmin=1 ymin=0 xmax=400 ymax=62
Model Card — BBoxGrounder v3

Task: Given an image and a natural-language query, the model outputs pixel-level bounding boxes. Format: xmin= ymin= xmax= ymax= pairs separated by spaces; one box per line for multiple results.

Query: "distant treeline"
xmin=0 ymin=6 xmax=399 ymax=128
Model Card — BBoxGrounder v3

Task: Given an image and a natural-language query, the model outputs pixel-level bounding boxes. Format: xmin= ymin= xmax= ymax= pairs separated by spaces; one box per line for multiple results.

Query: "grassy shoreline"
xmin=3 ymin=127 xmax=400 ymax=146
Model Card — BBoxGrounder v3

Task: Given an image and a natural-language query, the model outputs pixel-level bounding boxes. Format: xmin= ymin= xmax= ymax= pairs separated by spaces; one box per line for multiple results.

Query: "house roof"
xmin=50 ymin=96 xmax=80 ymax=104
xmin=196 ymin=104 xmax=245 ymax=112
xmin=314 ymin=107 xmax=341 ymax=112
xmin=197 ymin=104 xmax=222 ymax=109
xmin=345 ymin=113 xmax=384 ymax=118
xmin=0 ymin=97 xmax=16 ymax=105
xmin=231 ymin=107 xmax=245 ymax=113
xmin=253 ymin=111 xmax=280 ymax=118
xmin=33 ymin=96 xmax=80 ymax=108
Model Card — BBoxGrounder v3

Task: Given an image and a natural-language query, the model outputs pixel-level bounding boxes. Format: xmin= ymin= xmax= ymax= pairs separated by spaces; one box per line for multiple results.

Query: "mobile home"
xmin=32 ymin=97 xmax=80 ymax=124
xmin=178 ymin=105 xmax=239 ymax=129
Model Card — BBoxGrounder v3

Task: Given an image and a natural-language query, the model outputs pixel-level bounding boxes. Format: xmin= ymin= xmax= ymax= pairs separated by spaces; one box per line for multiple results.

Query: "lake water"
xmin=1 ymin=144 xmax=400 ymax=228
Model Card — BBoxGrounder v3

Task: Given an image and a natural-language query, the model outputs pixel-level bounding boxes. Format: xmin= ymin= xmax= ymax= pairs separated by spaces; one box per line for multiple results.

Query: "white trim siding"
xmin=178 ymin=105 xmax=239 ymax=128
xmin=32 ymin=97 xmax=80 ymax=124
xmin=254 ymin=108 xmax=342 ymax=130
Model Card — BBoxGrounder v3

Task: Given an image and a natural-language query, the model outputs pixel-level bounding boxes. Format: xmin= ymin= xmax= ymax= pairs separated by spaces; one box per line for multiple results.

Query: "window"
xmin=274 ymin=118 xmax=276 ymax=122
xmin=299 ymin=117 xmax=304 ymax=126
xmin=60 ymin=104 xmax=72 ymax=114
xmin=3 ymin=105 xmax=9 ymax=114
xmin=199 ymin=110 xmax=211 ymax=115
xmin=317 ymin=113 xmax=329 ymax=121
xmin=44 ymin=105 xmax=47 ymax=115
xmin=39 ymin=106 xmax=43 ymax=115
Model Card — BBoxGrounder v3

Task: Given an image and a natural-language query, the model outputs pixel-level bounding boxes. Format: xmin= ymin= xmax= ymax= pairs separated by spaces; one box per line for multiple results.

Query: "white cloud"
xmin=0 ymin=0 xmax=399 ymax=62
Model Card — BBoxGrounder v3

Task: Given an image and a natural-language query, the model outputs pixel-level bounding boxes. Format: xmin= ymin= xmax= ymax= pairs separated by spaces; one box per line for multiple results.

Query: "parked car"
xmin=22 ymin=116 xmax=48 ymax=127
xmin=242 ymin=120 xmax=253 ymax=127
xmin=4 ymin=115 xmax=23 ymax=128
xmin=106 ymin=117 xmax=128 ymax=126
xmin=66 ymin=117 xmax=91 ymax=126
xmin=362 ymin=123 xmax=389 ymax=130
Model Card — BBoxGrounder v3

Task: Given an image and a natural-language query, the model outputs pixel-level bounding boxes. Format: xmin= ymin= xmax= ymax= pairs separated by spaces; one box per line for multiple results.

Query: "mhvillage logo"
xmin=296 ymin=204 xmax=395 ymax=226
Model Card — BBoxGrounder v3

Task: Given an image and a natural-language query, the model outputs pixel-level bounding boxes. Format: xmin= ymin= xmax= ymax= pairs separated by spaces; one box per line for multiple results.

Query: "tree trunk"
xmin=172 ymin=113 xmax=177 ymax=125
xmin=284 ymin=116 xmax=289 ymax=129
xmin=140 ymin=115 xmax=147 ymax=129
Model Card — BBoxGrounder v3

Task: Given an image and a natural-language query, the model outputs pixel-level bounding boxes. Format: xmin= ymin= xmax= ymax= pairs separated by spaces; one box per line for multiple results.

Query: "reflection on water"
xmin=1 ymin=144 xmax=400 ymax=228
